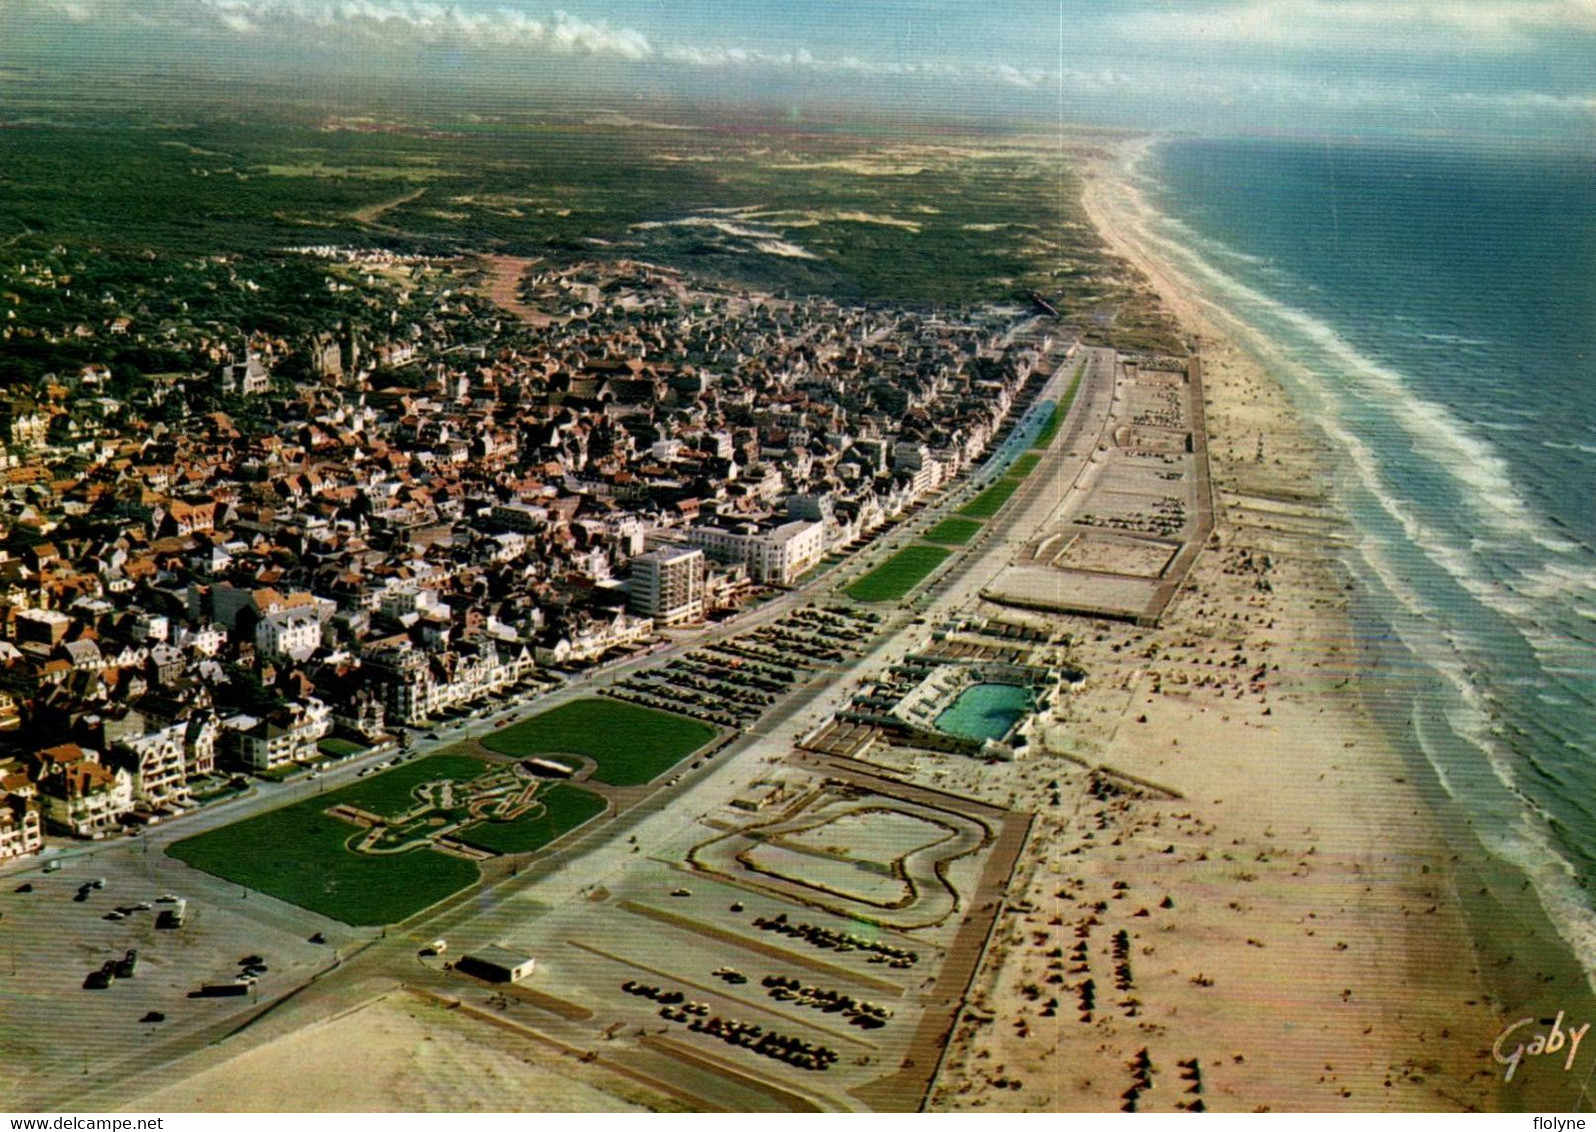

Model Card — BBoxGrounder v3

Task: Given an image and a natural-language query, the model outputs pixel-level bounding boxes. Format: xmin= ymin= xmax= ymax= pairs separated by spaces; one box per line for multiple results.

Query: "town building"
xmin=684 ymin=519 xmax=826 ymax=586
xmin=0 ymin=790 xmax=42 ymax=859
xmin=32 ymin=745 xmax=135 ymax=838
xmin=628 ymin=546 xmax=706 ymax=626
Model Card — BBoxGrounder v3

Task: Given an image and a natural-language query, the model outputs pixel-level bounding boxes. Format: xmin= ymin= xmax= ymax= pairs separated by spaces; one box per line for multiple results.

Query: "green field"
xmin=334 ymin=753 xmax=492 ymax=817
xmin=453 ymin=784 xmax=608 ymax=855
xmin=922 ymin=517 xmax=985 ymax=546
xmin=960 ymin=479 xmax=1022 ymax=519
xmin=482 ymin=699 xmax=717 ymax=787
xmin=1007 ymin=452 xmax=1042 ymax=478
xmin=1032 ymin=360 xmax=1086 ymax=450
xmin=0 ymin=77 xmax=1188 ymax=395
xmin=167 ymin=754 xmax=493 ymax=925
xmin=845 ymin=545 xmax=953 ymax=603
xmin=317 ymin=737 xmax=366 ymax=759
xmin=0 ymin=93 xmax=1187 ymax=329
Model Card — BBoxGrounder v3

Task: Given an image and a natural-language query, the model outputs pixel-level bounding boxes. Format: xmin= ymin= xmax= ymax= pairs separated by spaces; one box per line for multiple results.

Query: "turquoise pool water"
xmin=934 ymin=682 xmax=1033 ymax=742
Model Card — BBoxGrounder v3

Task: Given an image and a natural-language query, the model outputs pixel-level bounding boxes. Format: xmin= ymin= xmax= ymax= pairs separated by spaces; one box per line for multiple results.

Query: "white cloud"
xmin=14 ymin=0 xmax=1591 ymax=133
xmin=17 ymin=0 xmax=656 ymax=59
xmin=1449 ymin=89 xmax=1596 ymax=115
xmin=660 ymin=40 xmax=961 ymax=79
xmin=10 ymin=0 xmax=983 ymax=83
xmin=548 ymin=8 xmax=651 ymax=60
xmin=1114 ymin=0 xmax=1596 ymax=53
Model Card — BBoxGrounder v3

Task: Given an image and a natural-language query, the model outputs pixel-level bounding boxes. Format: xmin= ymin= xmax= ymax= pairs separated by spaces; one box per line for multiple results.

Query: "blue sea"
xmin=1129 ymin=136 xmax=1596 ymax=973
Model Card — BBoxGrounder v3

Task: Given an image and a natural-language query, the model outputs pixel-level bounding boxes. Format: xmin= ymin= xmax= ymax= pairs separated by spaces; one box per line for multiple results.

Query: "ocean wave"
xmin=1127 ymin=194 xmax=1538 ymax=544
xmin=1519 ymin=559 xmax=1596 ymax=600
xmin=1124 ymin=164 xmax=1596 ymax=662
xmin=1532 ymin=533 xmax=1586 ymax=554
xmin=1542 ymin=439 xmax=1596 ymax=457
xmin=1420 ymin=332 xmax=1494 ymax=347
xmin=1481 ymin=813 xmax=1596 ymax=988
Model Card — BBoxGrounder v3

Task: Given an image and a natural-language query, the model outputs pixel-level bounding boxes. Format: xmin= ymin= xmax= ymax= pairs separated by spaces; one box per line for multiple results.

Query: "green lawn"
xmin=1008 ymin=452 xmax=1042 ymax=478
xmin=922 ymin=517 xmax=984 ymax=546
xmin=452 ymin=784 xmax=607 ymax=855
xmin=317 ymin=737 xmax=366 ymax=758
xmin=482 ymin=699 xmax=717 ymax=787
xmin=169 ymin=753 xmax=495 ymax=924
xmin=845 ymin=545 xmax=953 ymax=603
xmin=168 ymin=799 xmax=480 ymax=928
xmin=1031 ymin=360 xmax=1085 ymax=450
xmin=166 ymin=752 xmax=615 ymax=925
xmin=335 ymin=753 xmax=492 ymax=818
xmin=960 ymin=479 xmax=1021 ymax=519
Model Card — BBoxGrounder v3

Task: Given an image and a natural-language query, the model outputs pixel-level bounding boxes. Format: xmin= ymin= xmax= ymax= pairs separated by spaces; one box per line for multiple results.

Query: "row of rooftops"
xmin=0 ymin=254 xmax=1056 ymax=847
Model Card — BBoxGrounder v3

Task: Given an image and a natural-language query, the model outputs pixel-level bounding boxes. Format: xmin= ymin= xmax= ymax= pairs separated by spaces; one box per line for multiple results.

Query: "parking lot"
xmin=406 ymin=752 xmax=1028 ymax=1112
xmin=605 ymin=606 xmax=881 ymax=728
xmin=0 ymin=848 xmax=364 ymax=1091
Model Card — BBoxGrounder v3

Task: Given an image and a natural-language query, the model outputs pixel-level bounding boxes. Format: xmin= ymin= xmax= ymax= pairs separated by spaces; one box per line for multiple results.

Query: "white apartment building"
xmin=629 ymin=547 xmax=706 ymax=626
xmin=224 ymin=698 xmax=333 ymax=771
xmin=685 ymin=519 xmax=826 ymax=586
xmin=368 ymin=643 xmax=531 ymax=726
xmin=114 ymin=723 xmax=191 ymax=807
xmin=255 ymin=607 xmax=324 ymax=661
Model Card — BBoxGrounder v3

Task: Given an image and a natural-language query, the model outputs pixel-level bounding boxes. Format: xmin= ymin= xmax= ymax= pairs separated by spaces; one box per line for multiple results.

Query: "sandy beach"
xmin=925 ymin=140 xmax=1539 ymax=1113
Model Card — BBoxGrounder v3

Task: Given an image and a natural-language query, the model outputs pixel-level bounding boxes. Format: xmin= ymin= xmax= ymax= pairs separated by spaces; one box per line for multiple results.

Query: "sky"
xmin=3 ymin=0 xmax=1595 ymax=136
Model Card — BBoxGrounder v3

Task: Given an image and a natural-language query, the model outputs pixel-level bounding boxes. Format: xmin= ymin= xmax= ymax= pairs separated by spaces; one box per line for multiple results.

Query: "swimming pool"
xmin=934 ymin=682 xmax=1034 ymax=742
